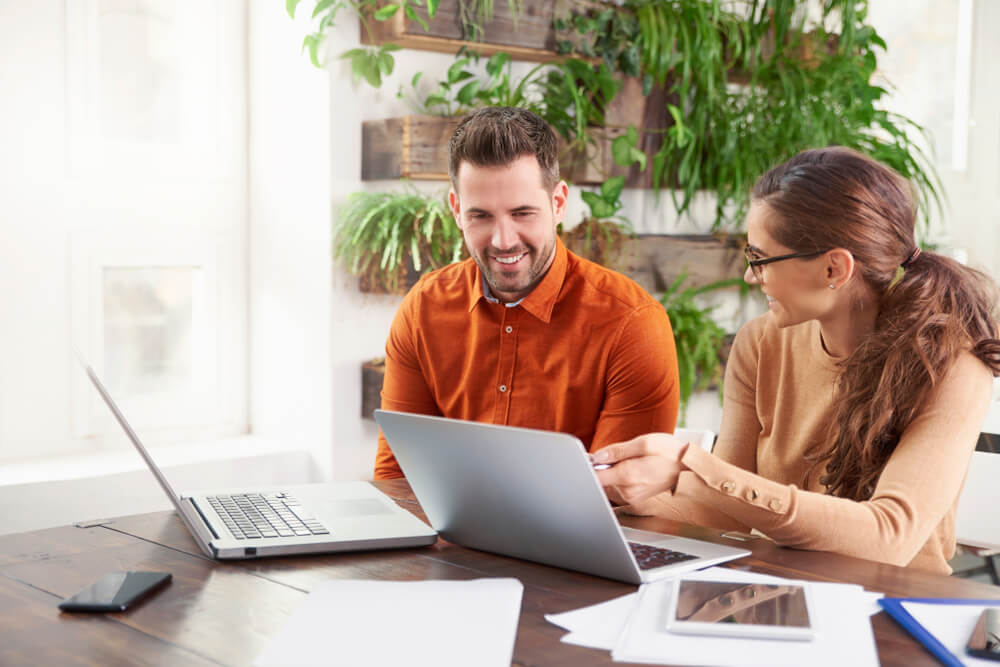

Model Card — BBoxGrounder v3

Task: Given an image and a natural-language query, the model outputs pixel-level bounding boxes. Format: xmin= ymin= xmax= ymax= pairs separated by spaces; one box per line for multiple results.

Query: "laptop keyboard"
xmin=628 ymin=542 xmax=700 ymax=570
xmin=207 ymin=492 xmax=330 ymax=540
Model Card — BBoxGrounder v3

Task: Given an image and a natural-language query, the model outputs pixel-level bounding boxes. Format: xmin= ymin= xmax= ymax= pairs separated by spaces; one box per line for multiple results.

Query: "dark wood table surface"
xmin=2 ymin=478 xmax=998 ymax=666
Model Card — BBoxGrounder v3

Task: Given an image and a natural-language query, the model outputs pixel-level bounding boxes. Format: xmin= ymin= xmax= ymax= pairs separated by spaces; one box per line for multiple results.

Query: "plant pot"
xmin=361 ymin=358 xmax=386 ymax=419
xmin=362 ymin=115 xmax=462 ymax=181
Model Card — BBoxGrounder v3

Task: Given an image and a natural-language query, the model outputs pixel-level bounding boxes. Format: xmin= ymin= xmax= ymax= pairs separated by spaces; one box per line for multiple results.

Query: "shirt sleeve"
xmin=643 ymin=351 xmax=992 ymax=569
xmin=373 ymin=284 xmax=443 ymax=480
xmin=590 ymin=302 xmax=680 ymax=451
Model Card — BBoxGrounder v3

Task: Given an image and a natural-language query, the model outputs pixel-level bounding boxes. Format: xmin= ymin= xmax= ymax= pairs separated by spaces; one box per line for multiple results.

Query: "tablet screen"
xmin=672 ymin=580 xmax=811 ymax=629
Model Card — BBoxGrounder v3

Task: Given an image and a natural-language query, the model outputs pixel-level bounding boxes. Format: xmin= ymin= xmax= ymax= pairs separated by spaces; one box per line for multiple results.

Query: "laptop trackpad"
xmin=322 ymin=499 xmax=394 ymax=517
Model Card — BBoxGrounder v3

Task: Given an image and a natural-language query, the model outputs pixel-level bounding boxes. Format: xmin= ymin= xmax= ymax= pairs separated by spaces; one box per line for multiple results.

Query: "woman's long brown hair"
xmin=752 ymin=147 xmax=1000 ymax=501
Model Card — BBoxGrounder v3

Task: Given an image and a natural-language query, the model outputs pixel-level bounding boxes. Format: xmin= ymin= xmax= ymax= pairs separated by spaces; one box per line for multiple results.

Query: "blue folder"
xmin=878 ymin=597 xmax=999 ymax=667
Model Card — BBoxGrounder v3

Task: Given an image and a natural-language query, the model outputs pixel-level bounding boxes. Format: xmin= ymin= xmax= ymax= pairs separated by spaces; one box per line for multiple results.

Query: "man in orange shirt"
xmin=374 ymin=106 xmax=680 ymax=479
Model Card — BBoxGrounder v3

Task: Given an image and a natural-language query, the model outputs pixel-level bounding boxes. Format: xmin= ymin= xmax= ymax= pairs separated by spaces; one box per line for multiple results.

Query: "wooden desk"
xmin=2 ymin=479 xmax=997 ymax=666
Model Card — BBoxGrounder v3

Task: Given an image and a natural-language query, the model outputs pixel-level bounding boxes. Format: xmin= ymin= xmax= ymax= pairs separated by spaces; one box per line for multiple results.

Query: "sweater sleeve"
xmin=619 ymin=321 xmax=764 ymax=530
xmin=659 ymin=351 xmax=992 ymax=568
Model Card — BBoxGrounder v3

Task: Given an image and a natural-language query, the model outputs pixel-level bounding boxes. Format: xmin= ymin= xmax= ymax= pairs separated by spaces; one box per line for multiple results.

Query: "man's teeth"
xmin=495 ymin=254 xmax=525 ymax=264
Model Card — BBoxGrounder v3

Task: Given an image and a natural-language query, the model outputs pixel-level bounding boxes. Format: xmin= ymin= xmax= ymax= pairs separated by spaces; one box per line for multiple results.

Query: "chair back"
xmin=955 ymin=432 xmax=1000 ymax=551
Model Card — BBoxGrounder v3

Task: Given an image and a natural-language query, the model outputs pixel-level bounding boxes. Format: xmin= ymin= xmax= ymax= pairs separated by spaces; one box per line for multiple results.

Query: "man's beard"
xmin=473 ymin=232 xmax=557 ymax=302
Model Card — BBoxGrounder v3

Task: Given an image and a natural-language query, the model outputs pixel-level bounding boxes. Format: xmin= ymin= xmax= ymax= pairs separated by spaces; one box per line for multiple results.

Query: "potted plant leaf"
xmin=560 ymin=174 xmax=632 ymax=269
xmin=334 ymin=187 xmax=465 ymax=294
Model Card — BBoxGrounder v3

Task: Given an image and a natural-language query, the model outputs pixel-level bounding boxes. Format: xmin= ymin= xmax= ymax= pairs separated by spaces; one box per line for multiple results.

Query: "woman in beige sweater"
xmin=594 ymin=147 xmax=1000 ymax=573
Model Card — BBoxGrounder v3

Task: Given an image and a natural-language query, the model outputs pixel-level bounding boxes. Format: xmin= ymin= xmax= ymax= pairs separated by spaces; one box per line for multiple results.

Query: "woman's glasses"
xmin=743 ymin=246 xmax=829 ymax=283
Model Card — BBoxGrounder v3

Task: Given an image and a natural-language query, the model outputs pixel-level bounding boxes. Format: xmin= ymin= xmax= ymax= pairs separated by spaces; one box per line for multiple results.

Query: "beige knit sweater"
xmin=634 ymin=314 xmax=993 ymax=574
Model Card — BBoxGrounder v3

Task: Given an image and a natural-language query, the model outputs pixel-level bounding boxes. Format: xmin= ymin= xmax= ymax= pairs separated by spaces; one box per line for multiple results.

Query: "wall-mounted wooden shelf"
xmin=362 ymin=115 xmax=461 ymax=181
xmin=362 ymin=114 xmax=612 ymax=186
xmin=361 ymin=0 xmax=569 ymax=63
xmin=562 ymin=232 xmax=745 ymax=294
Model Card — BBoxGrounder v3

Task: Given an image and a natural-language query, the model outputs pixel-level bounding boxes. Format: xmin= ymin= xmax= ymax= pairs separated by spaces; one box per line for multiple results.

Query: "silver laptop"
xmin=81 ymin=363 xmax=437 ymax=559
xmin=374 ymin=410 xmax=750 ymax=584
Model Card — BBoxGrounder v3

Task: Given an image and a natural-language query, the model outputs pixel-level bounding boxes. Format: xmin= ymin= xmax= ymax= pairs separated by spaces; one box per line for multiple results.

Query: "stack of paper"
xmin=256 ymin=578 xmax=523 ymax=667
xmin=546 ymin=567 xmax=884 ymax=666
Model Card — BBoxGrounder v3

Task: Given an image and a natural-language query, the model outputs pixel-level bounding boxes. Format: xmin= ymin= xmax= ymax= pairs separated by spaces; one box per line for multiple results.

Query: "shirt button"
xmin=505 ymin=325 xmax=513 ymax=333
xmin=721 ymin=481 xmax=735 ymax=494
xmin=499 ymin=385 xmax=508 ymax=393
xmin=746 ymin=489 xmax=759 ymax=501
xmin=768 ymin=499 xmax=782 ymax=511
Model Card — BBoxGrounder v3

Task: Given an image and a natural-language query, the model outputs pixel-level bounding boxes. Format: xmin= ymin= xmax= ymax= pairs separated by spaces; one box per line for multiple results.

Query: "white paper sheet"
xmin=612 ymin=569 xmax=880 ymax=666
xmin=255 ymin=578 xmax=523 ymax=667
xmin=544 ymin=567 xmax=883 ymax=655
xmin=545 ymin=592 xmax=639 ymax=649
xmin=901 ymin=602 xmax=1000 ymax=667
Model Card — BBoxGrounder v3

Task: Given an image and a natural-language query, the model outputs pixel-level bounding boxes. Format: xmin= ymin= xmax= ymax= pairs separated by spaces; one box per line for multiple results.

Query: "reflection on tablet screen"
xmin=673 ymin=581 xmax=811 ymax=628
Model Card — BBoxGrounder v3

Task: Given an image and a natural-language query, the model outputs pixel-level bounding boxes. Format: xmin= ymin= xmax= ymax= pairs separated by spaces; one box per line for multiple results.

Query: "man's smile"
xmin=492 ymin=253 xmax=526 ymax=265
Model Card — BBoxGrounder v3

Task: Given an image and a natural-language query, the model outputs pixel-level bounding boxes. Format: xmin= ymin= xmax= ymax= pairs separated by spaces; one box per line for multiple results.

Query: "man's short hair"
xmin=448 ymin=106 xmax=560 ymax=193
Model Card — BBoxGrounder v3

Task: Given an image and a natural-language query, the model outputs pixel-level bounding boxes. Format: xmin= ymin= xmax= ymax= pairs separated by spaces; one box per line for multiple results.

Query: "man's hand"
xmin=592 ymin=434 xmax=689 ymax=506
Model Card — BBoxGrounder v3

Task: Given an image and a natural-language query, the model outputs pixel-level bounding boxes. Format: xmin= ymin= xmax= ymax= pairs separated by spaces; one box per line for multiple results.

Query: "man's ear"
xmin=448 ymin=188 xmax=463 ymax=229
xmin=824 ymin=248 xmax=856 ymax=289
xmin=551 ymin=180 xmax=569 ymax=225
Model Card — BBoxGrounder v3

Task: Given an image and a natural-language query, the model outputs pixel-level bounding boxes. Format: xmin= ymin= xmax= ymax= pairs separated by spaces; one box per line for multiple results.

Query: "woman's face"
xmin=744 ymin=201 xmax=832 ymax=329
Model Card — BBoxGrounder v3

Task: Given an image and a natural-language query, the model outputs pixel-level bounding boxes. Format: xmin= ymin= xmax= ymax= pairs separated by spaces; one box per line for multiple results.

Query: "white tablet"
xmin=665 ymin=577 xmax=816 ymax=641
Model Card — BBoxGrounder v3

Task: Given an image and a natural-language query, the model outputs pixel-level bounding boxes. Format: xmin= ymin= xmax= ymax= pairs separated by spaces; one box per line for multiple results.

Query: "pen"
xmin=589 ymin=455 xmax=613 ymax=470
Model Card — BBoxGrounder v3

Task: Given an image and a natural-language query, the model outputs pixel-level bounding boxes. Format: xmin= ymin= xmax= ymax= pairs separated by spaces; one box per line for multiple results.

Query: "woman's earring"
xmin=828 ymin=284 xmax=836 ymax=289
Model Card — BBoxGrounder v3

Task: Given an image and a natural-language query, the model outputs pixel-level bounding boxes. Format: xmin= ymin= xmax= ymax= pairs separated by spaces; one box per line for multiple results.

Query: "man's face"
xmin=449 ymin=154 xmax=568 ymax=303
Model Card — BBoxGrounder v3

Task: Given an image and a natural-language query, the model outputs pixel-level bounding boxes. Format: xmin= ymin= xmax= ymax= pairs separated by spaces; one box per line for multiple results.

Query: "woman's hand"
xmin=592 ymin=433 xmax=689 ymax=507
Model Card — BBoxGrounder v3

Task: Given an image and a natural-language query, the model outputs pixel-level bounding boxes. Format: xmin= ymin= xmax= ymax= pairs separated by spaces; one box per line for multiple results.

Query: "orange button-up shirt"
xmin=374 ymin=237 xmax=680 ymax=479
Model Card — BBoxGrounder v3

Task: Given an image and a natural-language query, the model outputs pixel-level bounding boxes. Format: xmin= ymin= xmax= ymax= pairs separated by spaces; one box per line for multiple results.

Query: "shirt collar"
xmin=466 ymin=236 xmax=568 ymax=324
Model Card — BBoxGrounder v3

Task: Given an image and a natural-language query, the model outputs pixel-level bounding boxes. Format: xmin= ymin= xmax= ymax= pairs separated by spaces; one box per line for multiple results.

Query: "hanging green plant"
xmin=401 ymin=50 xmax=546 ymax=116
xmin=289 ymin=0 xmax=525 ymax=85
xmin=660 ymin=272 xmax=745 ymax=424
xmin=287 ymin=0 xmax=440 ymax=85
xmin=334 ymin=188 xmax=465 ymax=293
xmin=553 ymin=0 xmax=942 ymax=233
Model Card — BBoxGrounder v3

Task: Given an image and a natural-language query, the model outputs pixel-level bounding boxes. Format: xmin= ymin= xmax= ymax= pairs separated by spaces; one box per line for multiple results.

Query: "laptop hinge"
xmin=178 ymin=497 xmax=220 ymax=559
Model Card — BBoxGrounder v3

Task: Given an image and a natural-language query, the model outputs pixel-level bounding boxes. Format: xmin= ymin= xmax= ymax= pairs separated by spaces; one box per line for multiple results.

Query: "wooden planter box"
xmin=361 ymin=358 xmax=386 ymax=419
xmin=362 ymin=115 xmax=461 ymax=181
xmin=363 ymin=115 xmax=608 ymax=185
xmin=562 ymin=232 xmax=745 ymax=294
xmin=361 ymin=0 xmax=575 ymax=63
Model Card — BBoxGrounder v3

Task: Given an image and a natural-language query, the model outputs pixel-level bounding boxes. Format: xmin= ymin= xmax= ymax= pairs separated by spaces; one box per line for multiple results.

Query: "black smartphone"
xmin=58 ymin=571 xmax=172 ymax=613
xmin=967 ymin=608 xmax=1000 ymax=661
